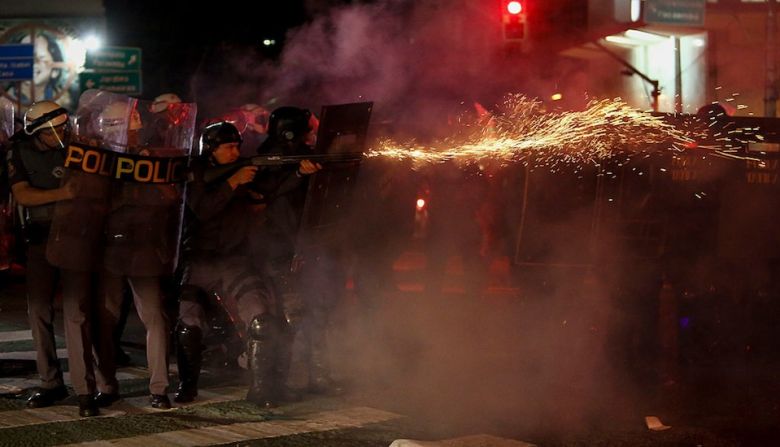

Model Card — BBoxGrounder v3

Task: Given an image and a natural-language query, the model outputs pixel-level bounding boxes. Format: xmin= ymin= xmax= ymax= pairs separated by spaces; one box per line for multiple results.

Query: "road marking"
xmin=118 ymin=385 xmax=246 ymax=412
xmin=0 ymin=385 xmax=247 ymax=429
xmin=56 ymin=406 xmax=401 ymax=446
xmin=390 ymin=434 xmax=536 ymax=447
xmin=0 ymin=348 xmax=68 ymax=360
xmin=0 ymin=330 xmax=33 ymax=342
xmin=0 ymin=406 xmax=125 ymax=428
xmin=0 ymin=367 xmax=149 ymax=399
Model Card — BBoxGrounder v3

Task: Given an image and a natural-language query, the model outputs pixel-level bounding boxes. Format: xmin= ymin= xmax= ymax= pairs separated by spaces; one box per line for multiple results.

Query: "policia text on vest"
xmin=64 ymin=142 xmax=188 ymax=183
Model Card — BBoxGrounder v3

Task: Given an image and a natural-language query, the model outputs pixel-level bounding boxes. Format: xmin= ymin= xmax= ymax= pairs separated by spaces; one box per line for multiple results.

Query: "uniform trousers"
xmin=27 ymin=241 xmax=99 ymax=395
xmin=96 ymin=272 xmax=169 ymax=395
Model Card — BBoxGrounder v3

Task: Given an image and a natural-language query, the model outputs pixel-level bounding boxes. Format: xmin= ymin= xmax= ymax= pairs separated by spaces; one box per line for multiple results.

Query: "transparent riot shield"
xmin=46 ymin=90 xmax=123 ymax=271
xmin=47 ymin=89 xmax=196 ymax=275
xmin=0 ymin=97 xmax=16 ymax=270
xmin=0 ymin=96 xmax=14 ymax=146
xmin=101 ymin=94 xmax=196 ymax=276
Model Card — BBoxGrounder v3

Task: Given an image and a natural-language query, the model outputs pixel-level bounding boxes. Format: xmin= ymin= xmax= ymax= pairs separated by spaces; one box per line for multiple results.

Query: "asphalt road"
xmin=2 ymin=260 xmax=780 ymax=446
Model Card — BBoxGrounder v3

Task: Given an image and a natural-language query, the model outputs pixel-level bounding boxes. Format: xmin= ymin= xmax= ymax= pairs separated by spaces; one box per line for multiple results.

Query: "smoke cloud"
xmin=190 ymin=0 xmax=520 ymax=138
xmin=318 ymin=159 xmax=656 ymax=441
xmin=187 ymin=0 xmax=665 ymax=441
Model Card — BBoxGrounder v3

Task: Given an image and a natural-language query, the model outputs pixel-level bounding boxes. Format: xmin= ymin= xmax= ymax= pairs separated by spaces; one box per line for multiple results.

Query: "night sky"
xmin=102 ymin=0 xmax=323 ymax=101
xmin=98 ymin=0 xmax=512 ymax=135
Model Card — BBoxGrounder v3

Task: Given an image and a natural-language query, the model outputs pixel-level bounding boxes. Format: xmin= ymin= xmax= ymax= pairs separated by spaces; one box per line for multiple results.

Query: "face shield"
xmin=0 ymin=97 xmax=15 ymax=146
xmin=36 ymin=118 xmax=71 ymax=150
xmin=24 ymin=103 xmax=70 ymax=150
xmin=98 ymin=102 xmax=143 ymax=151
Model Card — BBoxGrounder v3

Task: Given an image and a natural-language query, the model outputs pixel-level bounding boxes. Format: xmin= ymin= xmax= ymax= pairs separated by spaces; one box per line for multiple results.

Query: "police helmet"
xmin=267 ymin=106 xmax=312 ymax=143
xmin=199 ymin=121 xmax=242 ymax=157
xmin=24 ymin=100 xmax=68 ymax=135
xmin=99 ymin=101 xmax=143 ymax=133
xmin=150 ymin=93 xmax=182 ymax=114
xmin=239 ymin=103 xmax=270 ymax=134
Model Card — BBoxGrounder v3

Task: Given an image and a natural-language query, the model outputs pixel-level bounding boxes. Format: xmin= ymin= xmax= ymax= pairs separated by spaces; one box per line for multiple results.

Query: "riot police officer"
xmin=175 ymin=121 xmax=319 ymax=408
xmin=251 ymin=107 xmax=344 ymax=395
xmin=92 ymin=99 xmax=179 ymax=410
xmin=5 ymin=101 xmax=100 ymax=417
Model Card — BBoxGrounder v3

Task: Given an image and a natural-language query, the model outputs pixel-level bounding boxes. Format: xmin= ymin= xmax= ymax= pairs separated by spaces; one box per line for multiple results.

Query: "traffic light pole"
xmin=593 ymin=40 xmax=661 ymax=113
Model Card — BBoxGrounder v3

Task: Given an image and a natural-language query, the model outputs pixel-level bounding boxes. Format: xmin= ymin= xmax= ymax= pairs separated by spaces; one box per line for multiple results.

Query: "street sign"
xmin=644 ymin=0 xmax=705 ymax=27
xmin=79 ymin=71 xmax=142 ymax=95
xmin=0 ymin=44 xmax=33 ymax=81
xmin=85 ymin=46 xmax=141 ymax=71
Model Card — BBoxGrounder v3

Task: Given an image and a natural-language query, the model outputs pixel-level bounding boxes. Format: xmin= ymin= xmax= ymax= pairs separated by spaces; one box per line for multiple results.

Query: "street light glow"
xmin=630 ymin=0 xmax=641 ymax=22
xmin=84 ymin=34 xmax=102 ymax=50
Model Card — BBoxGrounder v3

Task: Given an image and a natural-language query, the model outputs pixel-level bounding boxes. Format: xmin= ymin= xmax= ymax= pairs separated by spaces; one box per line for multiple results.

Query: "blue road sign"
xmin=0 ymin=44 xmax=34 ymax=81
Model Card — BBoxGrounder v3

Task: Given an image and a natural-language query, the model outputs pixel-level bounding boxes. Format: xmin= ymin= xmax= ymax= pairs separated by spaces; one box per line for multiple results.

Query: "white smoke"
xmin=192 ymin=0 xmax=512 ymax=137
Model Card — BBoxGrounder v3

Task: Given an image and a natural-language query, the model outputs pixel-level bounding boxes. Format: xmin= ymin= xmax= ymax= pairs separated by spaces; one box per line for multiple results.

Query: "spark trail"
xmin=367 ymin=95 xmax=698 ymax=167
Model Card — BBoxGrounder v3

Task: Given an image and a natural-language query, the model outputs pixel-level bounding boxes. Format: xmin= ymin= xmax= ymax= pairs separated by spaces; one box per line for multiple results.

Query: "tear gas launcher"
xmin=201 ymin=152 xmax=363 ymax=184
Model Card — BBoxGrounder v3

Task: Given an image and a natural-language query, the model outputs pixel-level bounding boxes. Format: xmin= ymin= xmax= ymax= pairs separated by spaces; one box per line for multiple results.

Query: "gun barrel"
xmin=202 ymin=153 xmax=362 ymax=183
xmin=249 ymin=153 xmax=362 ymax=166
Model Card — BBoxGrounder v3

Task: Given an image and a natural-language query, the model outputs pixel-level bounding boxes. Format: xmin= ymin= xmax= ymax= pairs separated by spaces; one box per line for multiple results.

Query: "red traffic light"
xmin=506 ymin=1 xmax=523 ymax=15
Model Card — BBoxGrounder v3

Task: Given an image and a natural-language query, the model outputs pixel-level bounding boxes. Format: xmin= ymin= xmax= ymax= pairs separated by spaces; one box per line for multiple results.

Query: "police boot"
xmin=306 ymin=336 xmax=343 ymax=395
xmin=246 ymin=314 xmax=280 ymax=409
xmin=273 ymin=318 xmax=301 ymax=403
xmin=174 ymin=324 xmax=202 ymax=404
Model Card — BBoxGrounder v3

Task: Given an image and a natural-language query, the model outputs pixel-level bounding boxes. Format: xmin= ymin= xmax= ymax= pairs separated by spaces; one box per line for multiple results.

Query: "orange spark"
xmin=367 ymin=95 xmax=697 ymax=168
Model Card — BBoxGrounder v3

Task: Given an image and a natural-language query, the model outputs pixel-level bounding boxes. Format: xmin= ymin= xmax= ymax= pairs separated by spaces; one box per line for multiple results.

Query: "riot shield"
xmin=0 ymin=96 xmax=15 ymax=186
xmin=47 ymin=89 xmax=196 ymax=275
xmin=102 ymin=94 xmax=196 ymax=276
xmin=46 ymin=89 xmax=122 ymax=270
xmin=296 ymin=102 xmax=372 ymax=255
xmin=0 ymin=97 xmax=15 ymax=270
xmin=0 ymin=96 xmax=14 ymax=146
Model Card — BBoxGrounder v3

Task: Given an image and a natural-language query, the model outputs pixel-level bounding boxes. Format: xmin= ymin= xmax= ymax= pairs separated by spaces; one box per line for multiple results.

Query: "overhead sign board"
xmin=79 ymin=71 xmax=142 ymax=95
xmin=85 ymin=46 xmax=141 ymax=71
xmin=644 ymin=0 xmax=705 ymax=26
xmin=0 ymin=43 xmax=33 ymax=81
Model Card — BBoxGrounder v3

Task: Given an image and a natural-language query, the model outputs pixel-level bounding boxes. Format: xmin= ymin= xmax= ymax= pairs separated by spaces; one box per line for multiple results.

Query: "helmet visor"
xmin=38 ymin=119 xmax=70 ymax=149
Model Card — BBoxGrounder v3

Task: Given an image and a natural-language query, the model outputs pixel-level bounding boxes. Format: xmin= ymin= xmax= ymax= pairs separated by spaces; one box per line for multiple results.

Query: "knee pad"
xmin=248 ymin=313 xmax=281 ymax=342
xmin=282 ymin=292 xmax=306 ymax=327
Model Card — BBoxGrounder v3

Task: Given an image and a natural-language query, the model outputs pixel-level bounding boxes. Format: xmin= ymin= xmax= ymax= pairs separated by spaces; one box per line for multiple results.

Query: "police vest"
xmin=16 ymin=139 xmax=65 ymax=222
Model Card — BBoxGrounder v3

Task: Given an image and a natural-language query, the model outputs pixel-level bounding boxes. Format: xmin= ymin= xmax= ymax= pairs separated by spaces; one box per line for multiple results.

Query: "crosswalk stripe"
xmin=56 ymin=406 xmax=401 ymax=447
xmin=0 ymin=369 xmax=149 ymax=396
xmin=118 ymin=386 xmax=246 ymax=412
xmin=0 ymin=330 xmax=33 ymax=342
xmin=0 ymin=348 xmax=68 ymax=360
xmin=0 ymin=385 xmax=246 ymax=429
xmin=0 ymin=406 xmax=125 ymax=428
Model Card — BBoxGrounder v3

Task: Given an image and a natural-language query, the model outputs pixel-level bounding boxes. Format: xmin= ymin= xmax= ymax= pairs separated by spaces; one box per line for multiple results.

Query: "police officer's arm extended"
xmin=202 ymin=152 xmax=362 ymax=184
